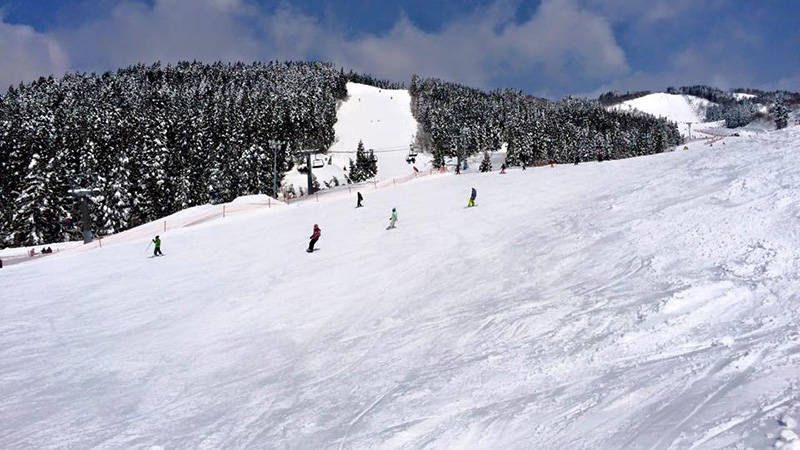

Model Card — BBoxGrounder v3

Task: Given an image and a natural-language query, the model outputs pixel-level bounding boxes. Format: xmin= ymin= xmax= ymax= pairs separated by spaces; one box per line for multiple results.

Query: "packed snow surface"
xmin=732 ymin=93 xmax=757 ymax=100
xmin=610 ymin=93 xmax=718 ymax=138
xmin=282 ymin=83 xmax=425 ymax=190
xmin=3 ymin=128 xmax=800 ymax=449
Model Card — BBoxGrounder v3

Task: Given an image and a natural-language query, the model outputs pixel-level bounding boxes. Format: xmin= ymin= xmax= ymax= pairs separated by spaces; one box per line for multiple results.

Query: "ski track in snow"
xmin=2 ymin=129 xmax=800 ymax=449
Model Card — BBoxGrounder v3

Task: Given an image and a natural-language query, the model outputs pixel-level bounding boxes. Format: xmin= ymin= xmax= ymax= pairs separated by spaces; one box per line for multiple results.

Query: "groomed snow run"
xmin=732 ymin=93 xmax=757 ymax=101
xmin=609 ymin=93 xmax=718 ymax=139
xmin=282 ymin=82 xmax=427 ymax=190
xmin=3 ymin=128 xmax=800 ymax=449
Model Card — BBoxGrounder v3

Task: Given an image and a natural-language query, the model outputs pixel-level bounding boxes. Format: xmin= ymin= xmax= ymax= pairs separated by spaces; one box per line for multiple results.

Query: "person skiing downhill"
xmin=500 ymin=163 xmax=506 ymax=174
xmin=387 ymin=208 xmax=398 ymax=230
xmin=468 ymin=187 xmax=477 ymax=207
xmin=152 ymin=235 xmax=163 ymax=256
xmin=308 ymin=224 xmax=321 ymax=253
xmin=356 ymin=192 xmax=364 ymax=208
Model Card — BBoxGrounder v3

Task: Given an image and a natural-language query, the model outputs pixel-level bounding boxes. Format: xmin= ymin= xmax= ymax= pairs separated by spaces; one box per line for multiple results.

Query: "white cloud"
xmin=579 ymin=0 xmax=717 ymax=25
xmin=0 ymin=0 xmax=629 ymax=93
xmin=57 ymin=0 xmax=262 ymax=71
xmin=272 ymin=0 xmax=630 ymax=89
xmin=0 ymin=17 xmax=68 ymax=89
xmin=774 ymin=74 xmax=800 ymax=92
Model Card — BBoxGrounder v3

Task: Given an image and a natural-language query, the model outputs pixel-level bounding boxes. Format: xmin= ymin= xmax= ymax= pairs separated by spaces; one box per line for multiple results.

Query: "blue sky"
xmin=0 ymin=0 xmax=798 ymax=98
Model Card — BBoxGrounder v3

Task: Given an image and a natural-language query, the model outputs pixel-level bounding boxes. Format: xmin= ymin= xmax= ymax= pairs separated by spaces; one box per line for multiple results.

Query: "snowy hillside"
xmin=732 ymin=92 xmax=757 ymax=101
xmin=282 ymin=83 xmax=427 ymax=191
xmin=609 ymin=93 xmax=719 ymax=138
xmin=3 ymin=129 xmax=800 ymax=449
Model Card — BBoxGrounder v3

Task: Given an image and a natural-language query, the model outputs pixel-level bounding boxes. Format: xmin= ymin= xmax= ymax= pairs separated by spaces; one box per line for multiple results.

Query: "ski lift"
xmin=312 ymin=155 xmax=325 ymax=168
xmin=406 ymin=144 xmax=418 ymax=164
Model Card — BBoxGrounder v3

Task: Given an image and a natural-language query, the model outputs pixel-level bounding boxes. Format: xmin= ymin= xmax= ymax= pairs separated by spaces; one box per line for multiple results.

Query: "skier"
xmin=356 ymin=192 xmax=364 ymax=208
xmin=387 ymin=208 xmax=398 ymax=230
xmin=307 ymin=224 xmax=321 ymax=253
xmin=574 ymin=156 xmax=580 ymax=165
xmin=152 ymin=235 xmax=163 ymax=256
xmin=500 ymin=163 xmax=506 ymax=174
xmin=468 ymin=188 xmax=477 ymax=207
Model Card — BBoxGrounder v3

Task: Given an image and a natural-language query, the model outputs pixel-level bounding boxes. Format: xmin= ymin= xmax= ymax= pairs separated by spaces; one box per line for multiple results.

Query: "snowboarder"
xmin=468 ymin=188 xmax=477 ymax=207
xmin=356 ymin=192 xmax=364 ymax=208
xmin=500 ymin=163 xmax=506 ymax=174
xmin=152 ymin=235 xmax=163 ymax=256
xmin=387 ymin=208 xmax=398 ymax=230
xmin=307 ymin=224 xmax=321 ymax=253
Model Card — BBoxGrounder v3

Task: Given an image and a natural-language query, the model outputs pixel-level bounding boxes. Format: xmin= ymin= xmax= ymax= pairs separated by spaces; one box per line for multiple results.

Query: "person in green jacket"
xmin=386 ymin=208 xmax=398 ymax=230
xmin=152 ymin=235 xmax=163 ymax=256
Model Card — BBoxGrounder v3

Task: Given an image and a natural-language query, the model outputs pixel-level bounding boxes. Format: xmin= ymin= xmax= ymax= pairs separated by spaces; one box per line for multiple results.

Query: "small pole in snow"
xmin=223 ymin=205 xmax=226 ymax=218
xmin=269 ymin=140 xmax=281 ymax=198
xmin=307 ymin=152 xmax=314 ymax=195
xmin=163 ymin=221 xmax=166 ymax=232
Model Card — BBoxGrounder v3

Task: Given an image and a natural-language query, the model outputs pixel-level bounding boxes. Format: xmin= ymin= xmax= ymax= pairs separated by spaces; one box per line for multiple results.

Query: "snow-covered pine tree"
xmin=348 ymin=140 xmax=378 ymax=182
xmin=774 ymin=97 xmax=789 ymax=130
xmin=347 ymin=157 xmax=361 ymax=183
xmin=358 ymin=143 xmax=378 ymax=179
xmin=7 ymin=154 xmax=67 ymax=246
xmin=311 ymin=173 xmax=321 ymax=192
xmin=479 ymin=152 xmax=492 ymax=172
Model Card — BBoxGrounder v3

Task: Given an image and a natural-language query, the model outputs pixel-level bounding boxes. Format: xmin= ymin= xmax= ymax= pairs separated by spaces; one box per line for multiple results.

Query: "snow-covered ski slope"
xmin=3 ymin=128 xmax=800 ymax=450
xmin=282 ymin=82 xmax=426 ymax=189
xmin=609 ymin=93 xmax=719 ymax=138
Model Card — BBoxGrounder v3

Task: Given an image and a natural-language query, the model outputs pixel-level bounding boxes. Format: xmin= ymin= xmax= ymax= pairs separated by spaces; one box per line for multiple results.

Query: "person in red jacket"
xmin=307 ymin=224 xmax=321 ymax=253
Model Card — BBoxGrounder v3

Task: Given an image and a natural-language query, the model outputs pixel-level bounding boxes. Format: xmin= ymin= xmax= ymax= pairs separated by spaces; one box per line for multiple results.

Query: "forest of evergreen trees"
xmin=597 ymin=90 xmax=652 ymax=106
xmin=2 ymin=62 xmax=689 ymax=247
xmin=411 ymin=76 xmax=682 ymax=169
xmin=0 ymin=61 xmax=347 ymax=246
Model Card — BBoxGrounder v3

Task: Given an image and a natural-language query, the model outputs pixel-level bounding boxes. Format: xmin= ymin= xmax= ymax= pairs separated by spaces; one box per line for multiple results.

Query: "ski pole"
xmin=146 ymin=241 xmax=152 ymax=255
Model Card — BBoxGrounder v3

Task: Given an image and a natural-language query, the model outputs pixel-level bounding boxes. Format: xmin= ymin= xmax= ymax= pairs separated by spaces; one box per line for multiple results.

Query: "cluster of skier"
xmin=149 ymin=188 xmax=479 ymax=257
xmin=303 ymin=187 xmax=475 ymax=254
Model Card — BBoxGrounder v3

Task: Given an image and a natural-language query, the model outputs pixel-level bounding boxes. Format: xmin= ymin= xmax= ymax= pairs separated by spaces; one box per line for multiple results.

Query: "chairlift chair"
xmin=406 ymin=145 xmax=419 ymax=163
xmin=312 ymin=155 xmax=325 ymax=168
